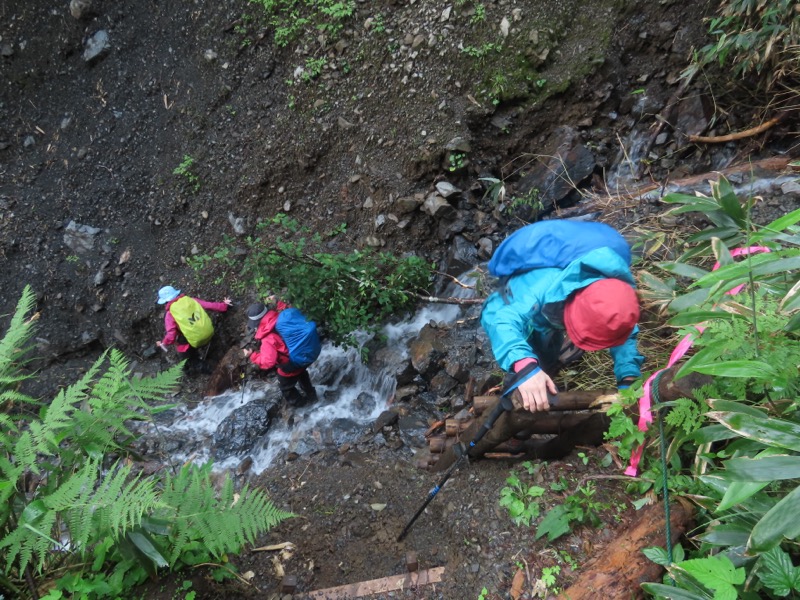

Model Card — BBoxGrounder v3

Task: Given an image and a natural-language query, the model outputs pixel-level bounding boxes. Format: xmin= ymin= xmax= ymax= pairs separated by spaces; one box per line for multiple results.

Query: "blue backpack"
xmin=275 ymin=308 xmax=321 ymax=368
xmin=488 ymin=220 xmax=631 ymax=277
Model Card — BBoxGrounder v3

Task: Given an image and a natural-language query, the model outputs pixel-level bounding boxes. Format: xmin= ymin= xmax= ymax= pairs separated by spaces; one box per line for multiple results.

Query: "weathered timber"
xmin=473 ymin=390 xmax=618 ymax=414
xmin=558 ymin=501 xmax=693 ymax=599
xmin=431 ymin=366 xmax=713 ymax=472
xmin=305 ymin=566 xmax=445 ymax=599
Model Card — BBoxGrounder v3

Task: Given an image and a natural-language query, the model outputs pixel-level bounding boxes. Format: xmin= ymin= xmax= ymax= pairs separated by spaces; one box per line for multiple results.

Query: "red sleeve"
xmin=250 ymin=335 xmax=279 ymax=370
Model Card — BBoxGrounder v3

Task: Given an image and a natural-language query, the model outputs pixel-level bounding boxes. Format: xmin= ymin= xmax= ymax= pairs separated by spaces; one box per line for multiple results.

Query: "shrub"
xmin=686 ymin=0 xmax=800 ymax=95
xmin=188 ymin=214 xmax=434 ymax=348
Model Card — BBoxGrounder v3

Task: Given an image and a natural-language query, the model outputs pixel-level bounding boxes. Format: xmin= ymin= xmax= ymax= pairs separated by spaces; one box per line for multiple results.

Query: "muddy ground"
xmin=2 ymin=0 xmax=798 ymax=598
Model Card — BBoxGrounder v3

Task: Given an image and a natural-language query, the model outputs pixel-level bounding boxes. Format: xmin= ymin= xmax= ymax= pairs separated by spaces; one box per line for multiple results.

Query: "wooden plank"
xmin=304 ymin=566 xmax=446 ymax=599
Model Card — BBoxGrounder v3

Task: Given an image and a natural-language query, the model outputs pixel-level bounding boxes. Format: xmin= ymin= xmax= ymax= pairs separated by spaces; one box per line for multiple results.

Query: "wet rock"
xmin=83 ymin=30 xmax=110 ymax=64
xmin=441 ymin=234 xmax=477 ymax=276
xmin=408 ymin=324 xmax=446 ymax=377
xmin=675 ymin=93 xmax=711 ymax=141
xmin=211 ymin=390 xmax=281 ymax=458
xmin=372 ymin=410 xmax=399 ymax=433
xmin=429 ymin=370 xmax=457 ymax=396
xmin=63 ymin=221 xmax=101 ymax=254
xmin=515 ymin=127 xmax=595 ymax=213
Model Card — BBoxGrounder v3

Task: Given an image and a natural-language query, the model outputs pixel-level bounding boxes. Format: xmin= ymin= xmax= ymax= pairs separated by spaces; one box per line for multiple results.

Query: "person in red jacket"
xmin=155 ymin=285 xmax=232 ymax=374
xmin=242 ymin=298 xmax=318 ymax=405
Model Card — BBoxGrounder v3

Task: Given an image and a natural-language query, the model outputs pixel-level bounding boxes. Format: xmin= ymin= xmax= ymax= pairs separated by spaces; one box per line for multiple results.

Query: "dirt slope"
xmin=3 ymin=0 xmax=786 ymax=598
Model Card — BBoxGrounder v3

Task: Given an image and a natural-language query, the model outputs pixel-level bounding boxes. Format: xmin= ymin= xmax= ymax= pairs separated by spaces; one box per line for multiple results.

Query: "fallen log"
xmin=473 ymin=390 xmax=618 ymax=414
xmin=305 ymin=566 xmax=445 ymax=599
xmin=431 ymin=367 xmax=712 ymax=472
xmin=557 ymin=501 xmax=694 ymax=599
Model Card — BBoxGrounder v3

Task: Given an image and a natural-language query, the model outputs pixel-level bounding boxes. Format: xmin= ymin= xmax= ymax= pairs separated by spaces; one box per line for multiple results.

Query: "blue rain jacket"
xmin=481 ymin=221 xmax=644 ymax=391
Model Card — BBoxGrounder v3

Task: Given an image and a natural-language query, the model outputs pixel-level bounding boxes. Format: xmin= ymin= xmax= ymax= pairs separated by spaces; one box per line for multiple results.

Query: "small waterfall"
xmin=144 ymin=279 xmax=473 ymax=475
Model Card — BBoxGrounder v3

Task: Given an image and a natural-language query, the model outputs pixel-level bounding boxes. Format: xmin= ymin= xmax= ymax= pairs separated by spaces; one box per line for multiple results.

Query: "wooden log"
xmin=558 ymin=501 xmax=694 ymax=600
xmin=445 ymin=418 xmax=474 ymax=436
xmin=428 ymin=434 xmax=448 ymax=454
xmin=431 ymin=365 xmax=713 ymax=472
xmin=305 ymin=566 xmax=445 ymax=599
xmin=473 ymin=390 xmax=618 ymax=414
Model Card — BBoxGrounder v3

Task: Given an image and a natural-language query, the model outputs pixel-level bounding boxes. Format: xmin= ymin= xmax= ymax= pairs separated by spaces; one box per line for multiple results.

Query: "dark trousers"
xmin=528 ymin=329 xmax=584 ymax=377
xmin=176 ymin=335 xmax=211 ymax=374
xmin=277 ymin=369 xmax=317 ymax=406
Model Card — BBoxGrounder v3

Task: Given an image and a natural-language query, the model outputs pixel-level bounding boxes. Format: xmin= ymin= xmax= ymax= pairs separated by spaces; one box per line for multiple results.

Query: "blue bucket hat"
xmin=157 ymin=286 xmax=181 ymax=304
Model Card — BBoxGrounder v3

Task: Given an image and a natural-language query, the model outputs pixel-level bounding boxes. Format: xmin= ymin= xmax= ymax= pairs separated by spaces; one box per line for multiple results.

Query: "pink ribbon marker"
xmin=625 ymin=245 xmax=770 ymax=476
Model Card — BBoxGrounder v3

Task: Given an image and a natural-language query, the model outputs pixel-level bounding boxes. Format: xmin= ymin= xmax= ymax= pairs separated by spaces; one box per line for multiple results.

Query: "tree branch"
xmin=688 ymin=115 xmax=783 ymax=143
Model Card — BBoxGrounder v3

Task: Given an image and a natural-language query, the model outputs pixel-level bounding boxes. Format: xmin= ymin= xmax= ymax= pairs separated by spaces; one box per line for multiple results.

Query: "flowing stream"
xmin=142 ymin=294 xmax=465 ymax=476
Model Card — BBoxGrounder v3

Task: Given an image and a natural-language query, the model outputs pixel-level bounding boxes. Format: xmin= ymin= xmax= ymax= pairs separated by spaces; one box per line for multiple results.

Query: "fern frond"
xmin=156 ymin=463 xmax=293 ymax=564
xmin=0 ymin=460 xmax=99 ymax=574
xmin=64 ymin=461 xmax=163 ymax=549
xmin=0 ymin=285 xmax=38 ymax=382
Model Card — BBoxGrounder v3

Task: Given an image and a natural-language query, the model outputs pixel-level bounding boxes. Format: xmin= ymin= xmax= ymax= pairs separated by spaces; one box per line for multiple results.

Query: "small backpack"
xmin=169 ymin=296 xmax=214 ymax=348
xmin=275 ymin=307 xmax=321 ymax=368
xmin=488 ymin=220 xmax=631 ymax=278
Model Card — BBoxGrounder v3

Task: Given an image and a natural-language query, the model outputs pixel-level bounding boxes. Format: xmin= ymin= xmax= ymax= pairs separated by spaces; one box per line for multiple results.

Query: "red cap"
xmin=564 ymin=279 xmax=639 ymax=351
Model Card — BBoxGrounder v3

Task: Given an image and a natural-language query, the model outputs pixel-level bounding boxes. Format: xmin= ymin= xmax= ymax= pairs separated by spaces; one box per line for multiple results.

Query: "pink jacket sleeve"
xmin=195 ymin=298 xmax=229 ymax=313
xmin=161 ymin=311 xmax=179 ymax=346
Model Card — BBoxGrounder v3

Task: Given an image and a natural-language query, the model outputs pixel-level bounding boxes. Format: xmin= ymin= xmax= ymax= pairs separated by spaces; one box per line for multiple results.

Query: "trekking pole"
xmin=398 ymin=393 xmax=523 ymax=542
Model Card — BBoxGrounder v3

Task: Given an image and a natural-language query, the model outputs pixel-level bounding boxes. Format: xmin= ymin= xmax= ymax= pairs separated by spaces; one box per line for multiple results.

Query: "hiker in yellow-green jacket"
xmin=155 ymin=285 xmax=232 ymax=374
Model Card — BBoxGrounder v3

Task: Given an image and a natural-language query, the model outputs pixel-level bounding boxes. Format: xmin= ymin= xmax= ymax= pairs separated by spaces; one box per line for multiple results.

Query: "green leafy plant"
xmin=172 ymin=154 xmax=201 ymax=193
xmin=248 ymin=0 xmax=355 ymax=47
xmin=0 ymin=286 xmax=293 ymax=598
xmin=301 ymin=56 xmax=327 ymax=82
xmin=470 ymin=4 xmax=486 ymax=24
xmin=460 ymin=42 xmax=502 ymax=61
xmin=626 ymin=177 xmax=800 ymax=598
xmin=188 ymin=214 xmax=434 ymax=348
xmin=535 ymin=482 xmax=610 ymax=542
xmin=684 ymin=0 xmax=799 ymax=95
xmin=498 ymin=469 xmax=545 ymax=526
xmin=448 ymin=152 xmax=467 ymax=172
xmin=479 ymin=176 xmax=506 ymax=206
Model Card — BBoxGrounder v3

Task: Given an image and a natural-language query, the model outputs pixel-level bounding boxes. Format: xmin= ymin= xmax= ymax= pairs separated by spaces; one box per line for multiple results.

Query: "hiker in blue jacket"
xmin=481 ymin=220 xmax=644 ymax=414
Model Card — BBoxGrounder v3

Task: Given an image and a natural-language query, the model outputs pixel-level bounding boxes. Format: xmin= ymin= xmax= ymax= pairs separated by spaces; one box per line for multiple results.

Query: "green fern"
xmin=158 ymin=462 xmax=294 ymax=564
xmin=1 ymin=287 xmax=292 ymax=597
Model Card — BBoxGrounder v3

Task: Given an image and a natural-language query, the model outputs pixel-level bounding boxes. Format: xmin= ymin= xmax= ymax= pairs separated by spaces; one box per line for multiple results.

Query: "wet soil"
xmin=2 ymin=0 xmax=796 ymax=598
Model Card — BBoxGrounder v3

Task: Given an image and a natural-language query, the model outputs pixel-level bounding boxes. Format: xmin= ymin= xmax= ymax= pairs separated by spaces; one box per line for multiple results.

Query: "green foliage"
xmin=301 ymin=56 xmax=327 ymax=82
xmin=685 ymin=0 xmax=799 ymax=94
xmin=535 ymin=482 xmax=610 ymax=542
xmin=248 ymin=0 xmax=355 ymax=46
xmin=189 ymin=214 xmax=433 ymax=348
xmin=498 ymin=468 xmax=545 ymax=526
xmin=629 ymin=177 xmax=800 ymax=598
xmin=0 ymin=287 xmax=292 ymax=597
xmin=470 ymin=4 xmax=486 ymax=25
xmin=172 ymin=155 xmax=201 ymax=193
xmin=460 ymin=42 xmax=502 ymax=61
xmin=448 ymin=152 xmax=467 ymax=172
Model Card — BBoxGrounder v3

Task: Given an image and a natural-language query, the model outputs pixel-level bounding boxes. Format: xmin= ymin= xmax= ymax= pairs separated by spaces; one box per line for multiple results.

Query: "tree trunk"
xmin=556 ymin=501 xmax=694 ymax=600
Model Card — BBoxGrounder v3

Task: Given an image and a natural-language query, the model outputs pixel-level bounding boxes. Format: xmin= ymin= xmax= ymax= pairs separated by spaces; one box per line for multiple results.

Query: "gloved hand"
xmin=618 ymin=376 xmax=638 ymax=390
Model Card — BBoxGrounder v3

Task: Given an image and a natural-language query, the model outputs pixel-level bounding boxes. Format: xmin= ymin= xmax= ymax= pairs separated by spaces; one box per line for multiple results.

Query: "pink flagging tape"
xmin=625 ymin=245 xmax=771 ymax=476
